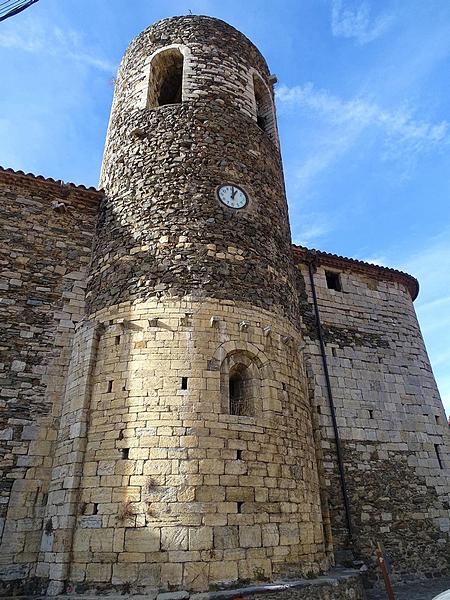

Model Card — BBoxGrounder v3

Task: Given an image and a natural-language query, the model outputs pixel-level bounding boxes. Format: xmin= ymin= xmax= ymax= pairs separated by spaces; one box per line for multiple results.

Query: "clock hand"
xmin=230 ymin=187 xmax=237 ymax=199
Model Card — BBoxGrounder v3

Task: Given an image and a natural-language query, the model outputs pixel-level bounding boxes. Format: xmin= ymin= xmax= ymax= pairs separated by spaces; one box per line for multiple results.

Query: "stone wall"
xmin=294 ymin=248 xmax=450 ymax=580
xmin=1 ymin=12 xmax=448 ymax=597
xmin=0 ymin=168 xmax=101 ymax=585
xmin=38 ymin=297 xmax=330 ymax=593
xmin=94 ymin=16 xmax=296 ymax=322
xmin=60 ymin=15 xmax=334 ymax=593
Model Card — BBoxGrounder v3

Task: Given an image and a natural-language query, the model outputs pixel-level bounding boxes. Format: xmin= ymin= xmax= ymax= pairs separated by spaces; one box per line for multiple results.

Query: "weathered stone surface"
xmin=295 ymin=247 xmax=450 ymax=580
xmin=91 ymin=16 xmax=297 ymax=324
xmin=0 ymin=11 xmax=448 ymax=600
xmin=0 ymin=167 xmax=100 ymax=585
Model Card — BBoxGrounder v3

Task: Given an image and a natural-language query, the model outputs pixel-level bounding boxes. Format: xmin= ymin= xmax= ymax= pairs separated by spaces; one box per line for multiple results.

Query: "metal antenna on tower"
xmin=0 ymin=0 xmax=40 ymax=23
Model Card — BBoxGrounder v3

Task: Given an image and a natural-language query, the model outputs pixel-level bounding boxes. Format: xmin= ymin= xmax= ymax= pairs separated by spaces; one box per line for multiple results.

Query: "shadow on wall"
xmin=91 ymin=97 xmax=298 ymax=323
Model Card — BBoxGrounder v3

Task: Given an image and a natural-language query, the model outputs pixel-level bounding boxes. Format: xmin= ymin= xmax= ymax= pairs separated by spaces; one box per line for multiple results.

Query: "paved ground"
xmin=3 ymin=575 xmax=450 ymax=600
xmin=366 ymin=578 xmax=450 ymax=600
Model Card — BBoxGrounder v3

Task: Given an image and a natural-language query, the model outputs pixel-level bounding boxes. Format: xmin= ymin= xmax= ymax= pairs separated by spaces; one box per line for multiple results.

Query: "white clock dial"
xmin=217 ymin=184 xmax=248 ymax=209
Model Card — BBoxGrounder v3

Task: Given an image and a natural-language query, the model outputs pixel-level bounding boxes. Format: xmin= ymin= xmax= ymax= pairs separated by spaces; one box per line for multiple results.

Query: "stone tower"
xmin=1 ymin=13 xmax=449 ymax=599
xmin=37 ymin=16 xmax=330 ymax=592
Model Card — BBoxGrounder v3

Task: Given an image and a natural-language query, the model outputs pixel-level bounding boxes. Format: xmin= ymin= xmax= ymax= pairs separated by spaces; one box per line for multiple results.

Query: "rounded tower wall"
xmin=70 ymin=298 xmax=329 ymax=589
xmin=59 ymin=15 xmax=331 ymax=592
xmin=105 ymin=16 xmax=273 ymax=128
xmin=92 ymin=16 xmax=295 ymax=321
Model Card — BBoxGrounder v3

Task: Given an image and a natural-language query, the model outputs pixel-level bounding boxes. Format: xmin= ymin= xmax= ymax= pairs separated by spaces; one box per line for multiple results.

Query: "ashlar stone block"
xmin=161 ymin=526 xmax=188 ymax=551
xmin=125 ymin=527 xmax=160 ymax=552
xmin=239 ymin=524 xmax=262 ymax=548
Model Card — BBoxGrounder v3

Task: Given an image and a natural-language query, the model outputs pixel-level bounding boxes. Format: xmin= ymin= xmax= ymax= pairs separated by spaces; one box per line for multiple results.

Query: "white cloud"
xmin=359 ymin=255 xmax=387 ymax=267
xmin=277 ymin=83 xmax=449 ymax=190
xmin=0 ymin=19 xmax=115 ymax=73
xmin=331 ymin=0 xmax=394 ymax=45
xmin=277 ymin=83 xmax=449 ymax=146
xmin=291 ymin=136 xmax=354 ymax=193
xmin=291 ymin=213 xmax=335 ymax=246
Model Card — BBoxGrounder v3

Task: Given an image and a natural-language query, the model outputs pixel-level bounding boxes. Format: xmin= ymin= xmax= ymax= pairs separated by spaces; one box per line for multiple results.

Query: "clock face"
xmin=217 ymin=184 xmax=248 ymax=209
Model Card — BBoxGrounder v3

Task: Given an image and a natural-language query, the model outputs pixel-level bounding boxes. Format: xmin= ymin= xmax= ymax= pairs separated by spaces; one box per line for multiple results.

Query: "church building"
xmin=0 ymin=15 xmax=449 ymax=598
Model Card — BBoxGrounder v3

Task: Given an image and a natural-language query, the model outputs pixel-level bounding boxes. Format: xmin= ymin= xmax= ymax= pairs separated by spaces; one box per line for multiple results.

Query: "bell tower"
xmin=46 ymin=16 xmax=331 ymax=592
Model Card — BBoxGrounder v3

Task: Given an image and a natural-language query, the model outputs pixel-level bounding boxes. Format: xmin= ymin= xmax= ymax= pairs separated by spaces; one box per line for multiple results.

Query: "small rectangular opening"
xmin=181 ymin=377 xmax=188 ymax=390
xmin=122 ymin=448 xmax=130 ymax=460
xmin=325 ymin=270 xmax=342 ymax=291
xmin=435 ymin=415 xmax=440 ymax=425
xmin=236 ymin=449 xmax=242 ymax=460
xmin=92 ymin=503 xmax=98 ymax=515
xmin=107 ymin=380 xmax=113 ymax=393
xmin=332 ymin=347 xmax=337 ymax=357
xmin=237 ymin=501 xmax=244 ymax=514
xmin=369 ymin=409 xmax=374 ymax=419
xmin=115 ymin=335 xmax=121 ymax=345
xmin=434 ymin=444 xmax=443 ymax=469
xmin=316 ymin=405 xmax=321 ymax=414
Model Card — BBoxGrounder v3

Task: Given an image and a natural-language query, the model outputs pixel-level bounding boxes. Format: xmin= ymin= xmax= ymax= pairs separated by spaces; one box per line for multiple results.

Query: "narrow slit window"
xmin=325 ymin=270 xmax=342 ymax=291
xmin=148 ymin=48 xmax=184 ymax=108
xmin=229 ymin=371 xmax=245 ymax=415
xmin=236 ymin=449 xmax=243 ymax=460
xmin=434 ymin=444 xmax=443 ymax=469
xmin=122 ymin=448 xmax=130 ymax=460
xmin=107 ymin=380 xmax=113 ymax=393
xmin=181 ymin=377 xmax=188 ymax=390
xmin=369 ymin=409 xmax=374 ymax=419
xmin=93 ymin=503 xmax=99 ymax=515
xmin=237 ymin=501 xmax=244 ymax=514
xmin=115 ymin=335 xmax=121 ymax=345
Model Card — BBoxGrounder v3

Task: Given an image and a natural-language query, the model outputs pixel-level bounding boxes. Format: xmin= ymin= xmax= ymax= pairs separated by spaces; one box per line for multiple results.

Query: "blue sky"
xmin=1 ymin=0 xmax=449 ymax=413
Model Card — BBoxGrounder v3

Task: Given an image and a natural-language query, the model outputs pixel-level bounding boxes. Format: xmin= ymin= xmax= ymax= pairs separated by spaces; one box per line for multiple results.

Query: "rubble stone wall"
xmin=94 ymin=16 xmax=295 ymax=321
xmin=0 ymin=169 xmax=100 ymax=585
xmin=296 ymin=256 xmax=450 ymax=580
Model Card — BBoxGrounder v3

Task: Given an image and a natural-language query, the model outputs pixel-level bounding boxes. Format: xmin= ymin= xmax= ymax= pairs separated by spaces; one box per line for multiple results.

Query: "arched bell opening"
xmin=147 ymin=47 xmax=184 ymax=108
xmin=252 ymin=73 xmax=277 ymax=144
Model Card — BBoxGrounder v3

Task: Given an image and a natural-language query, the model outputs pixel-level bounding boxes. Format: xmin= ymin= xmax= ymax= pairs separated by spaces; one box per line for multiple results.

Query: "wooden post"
xmin=376 ymin=542 xmax=396 ymax=600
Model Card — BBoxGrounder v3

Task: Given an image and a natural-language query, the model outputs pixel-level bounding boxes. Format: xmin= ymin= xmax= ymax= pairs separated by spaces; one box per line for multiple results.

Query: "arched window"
xmin=221 ymin=352 xmax=261 ymax=417
xmin=229 ymin=365 xmax=250 ymax=416
xmin=148 ymin=48 xmax=184 ymax=108
xmin=252 ymin=74 xmax=276 ymax=143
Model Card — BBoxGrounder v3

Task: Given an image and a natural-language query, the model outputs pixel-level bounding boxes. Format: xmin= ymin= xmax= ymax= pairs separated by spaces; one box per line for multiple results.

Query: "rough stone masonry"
xmin=0 ymin=14 xmax=449 ymax=598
